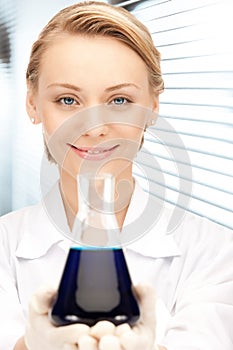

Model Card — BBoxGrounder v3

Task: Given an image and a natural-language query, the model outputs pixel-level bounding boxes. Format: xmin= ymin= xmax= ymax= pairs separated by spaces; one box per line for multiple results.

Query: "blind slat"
xmin=160 ymin=90 xmax=233 ymax=109
xmin=134 ymin=172 xmax=233 ymax=230
xmin=145 ymin=138 xmax=233 ymax=161
xmin=142 ymin=149 xmax=233 ymax=180
xmin=138 ymin=160 xmax=233 ymax=195
xmin=160 ymin=108 xmax=232 ymax=125
xmin=134 ymin=170 xmax=233 ymax=213
xmin=149 ymin=126 xmax=233 ymax=145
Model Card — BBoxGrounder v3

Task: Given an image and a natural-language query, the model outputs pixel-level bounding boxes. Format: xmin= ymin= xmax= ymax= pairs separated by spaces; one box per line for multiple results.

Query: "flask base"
xmin=50 ymin=248 xmax=140 ymax=327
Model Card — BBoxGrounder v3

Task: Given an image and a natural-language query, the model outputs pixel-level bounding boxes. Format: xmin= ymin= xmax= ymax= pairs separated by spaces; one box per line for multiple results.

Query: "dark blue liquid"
xmin=50 ymin=247 xmax=140 ymax=327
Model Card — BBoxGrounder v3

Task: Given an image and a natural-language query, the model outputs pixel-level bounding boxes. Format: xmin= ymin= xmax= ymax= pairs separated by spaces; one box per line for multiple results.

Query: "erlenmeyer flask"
xmin=50 ymin=173 xmax=140 ymax=327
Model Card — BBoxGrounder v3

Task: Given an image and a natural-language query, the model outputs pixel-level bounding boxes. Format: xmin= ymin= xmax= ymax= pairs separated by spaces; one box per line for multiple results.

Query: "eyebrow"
xmin=47 ymin=82 xmax=141 ymax=92
xmin=47 ymin=83 xmax=82 ymax=91
xmin=105 ymin=83 xmax=141 ymax=92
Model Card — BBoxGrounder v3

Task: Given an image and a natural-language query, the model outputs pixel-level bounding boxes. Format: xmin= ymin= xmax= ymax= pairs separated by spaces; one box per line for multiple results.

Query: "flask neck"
xmin=72 ymin=173 xmax=120 ymax=248
xmin=78 ymin=173 xmax=115 ymax=214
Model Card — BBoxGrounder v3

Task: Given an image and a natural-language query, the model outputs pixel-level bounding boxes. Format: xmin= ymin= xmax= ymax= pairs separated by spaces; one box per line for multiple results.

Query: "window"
xmin=126 ymin=0 xmax=233 ymax=230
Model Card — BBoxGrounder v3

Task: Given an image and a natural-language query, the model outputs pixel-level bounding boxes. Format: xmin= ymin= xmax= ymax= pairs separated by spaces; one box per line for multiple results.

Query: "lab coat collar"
xmin=15 ymin=184 xmax=71 ymax=259
xmin=16 ymin=181 xmax=181 ymax=260
xmin=124 ymin=182 xmax=181 ymax=258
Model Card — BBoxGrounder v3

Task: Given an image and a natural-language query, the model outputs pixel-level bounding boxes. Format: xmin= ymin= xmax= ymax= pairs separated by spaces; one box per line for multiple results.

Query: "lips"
xmin=69 ymin=144 xmax=119 ymax=161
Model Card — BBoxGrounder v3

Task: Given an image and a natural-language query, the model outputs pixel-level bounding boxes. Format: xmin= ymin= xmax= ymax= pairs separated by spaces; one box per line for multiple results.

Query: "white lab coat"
xmin=0 ymin=182 xmax=233 ymax=350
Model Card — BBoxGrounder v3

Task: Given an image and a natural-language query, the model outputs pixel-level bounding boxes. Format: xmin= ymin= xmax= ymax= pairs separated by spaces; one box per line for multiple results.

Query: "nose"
xmin=83 ymin=124 xmax=109 ymax=138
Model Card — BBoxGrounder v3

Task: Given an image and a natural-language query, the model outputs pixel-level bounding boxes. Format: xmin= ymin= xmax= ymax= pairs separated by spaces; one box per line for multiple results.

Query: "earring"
xmin=145 ymin=119 xmax=156 ymax=129
xmin=31 ymin=117 xmax=35 ymax=124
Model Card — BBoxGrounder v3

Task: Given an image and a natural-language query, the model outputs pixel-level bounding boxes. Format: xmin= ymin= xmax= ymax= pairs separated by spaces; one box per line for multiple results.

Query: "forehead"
xmin=38 ymin=34 xmax=150 ymax=88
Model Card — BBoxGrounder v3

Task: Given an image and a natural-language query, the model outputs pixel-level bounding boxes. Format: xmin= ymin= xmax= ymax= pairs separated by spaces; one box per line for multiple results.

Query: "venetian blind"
xmin=0 ymin=0 xmax=15 ymax=214
xmin=115 ymin=0 xmax=233 ymax=230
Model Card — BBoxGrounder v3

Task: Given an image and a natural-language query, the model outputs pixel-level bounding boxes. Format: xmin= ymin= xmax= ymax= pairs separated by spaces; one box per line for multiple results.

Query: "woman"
xmin=0 ymin=1 xmax=233 ymax=350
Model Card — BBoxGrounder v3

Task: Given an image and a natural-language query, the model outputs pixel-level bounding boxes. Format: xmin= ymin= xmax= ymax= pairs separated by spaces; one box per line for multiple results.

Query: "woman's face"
xmin=27 ymin=34 xmax=158 ymax=179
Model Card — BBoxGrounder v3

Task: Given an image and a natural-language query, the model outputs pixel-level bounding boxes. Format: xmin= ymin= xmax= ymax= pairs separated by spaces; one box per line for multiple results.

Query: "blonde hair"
xmin=26 ymin=1 xmax=164 ymax=93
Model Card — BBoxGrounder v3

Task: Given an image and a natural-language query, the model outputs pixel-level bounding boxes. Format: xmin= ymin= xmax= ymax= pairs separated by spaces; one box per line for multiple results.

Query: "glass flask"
xmin=50 ymin=173 xmax=140 ymax=327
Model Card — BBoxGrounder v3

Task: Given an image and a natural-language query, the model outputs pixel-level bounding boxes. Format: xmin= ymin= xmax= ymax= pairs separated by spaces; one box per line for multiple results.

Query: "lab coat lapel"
xmin=15 ymin=182 xmax=70 ymax=259
xmin=15 ymin=180 xmax=181 ymax=260
xmin=124 ymin=181 xmax=181 ymax=258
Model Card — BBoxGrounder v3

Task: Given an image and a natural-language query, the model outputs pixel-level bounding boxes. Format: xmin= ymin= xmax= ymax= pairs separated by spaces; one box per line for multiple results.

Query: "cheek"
xmin=35 ymin=96 xmax=64 ymax=136
xmin=119 ymin=126 xmax=144 ymax=142
xmin=42 ymin=113 xmax=68 ymax=139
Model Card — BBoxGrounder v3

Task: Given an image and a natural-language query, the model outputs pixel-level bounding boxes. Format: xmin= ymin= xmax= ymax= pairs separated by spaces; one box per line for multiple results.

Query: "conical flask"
xmin=50 ymin=173 xmax=140 ymax=327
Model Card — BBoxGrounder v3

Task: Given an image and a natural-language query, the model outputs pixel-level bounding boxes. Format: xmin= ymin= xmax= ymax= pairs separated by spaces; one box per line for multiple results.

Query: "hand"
xmin=90 ymin=284 xmax=157 ymax=350
xmin=24 ymin=284 xmax=158 ymax=350
xmin=24 ymin=286 xmax=93 ymax=350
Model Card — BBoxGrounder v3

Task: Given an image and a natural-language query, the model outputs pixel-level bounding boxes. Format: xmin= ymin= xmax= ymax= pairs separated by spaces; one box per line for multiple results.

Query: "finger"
xmin=29 ymin=311 xmax=54 ymax=331
xmin=120 ymin=330 xmax=148 ymax=350
xmin=99 ymin=335 xmax=121 ymax=350
xmin=115 ymin=323 xmax=131 ymax=336
xmin=90 ymin=321 xmax=115 ymax=339
xmin=78 ymin=335 xmax=98 ymax=350
xmin=133 ymin=284 xmax=156 ymax=327
xmin=48 ymin=323 xmax=90 ymax=344
xmin=30 ymin=286 xmax=57 ymax=314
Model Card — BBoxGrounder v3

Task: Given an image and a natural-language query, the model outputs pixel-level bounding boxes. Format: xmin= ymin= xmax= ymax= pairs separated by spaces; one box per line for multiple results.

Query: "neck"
xmin=59 ymin=167 xmax=135 ymax=231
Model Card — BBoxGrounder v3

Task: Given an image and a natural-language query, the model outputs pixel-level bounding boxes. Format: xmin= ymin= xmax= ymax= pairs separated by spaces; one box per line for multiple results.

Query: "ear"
xmin=26 ymin=87 xmax=41 ymax=124
xmin=146 ymin=95 xmax=159 ymax=128
xmin=152 ymin=95 xmax=159 ymax=114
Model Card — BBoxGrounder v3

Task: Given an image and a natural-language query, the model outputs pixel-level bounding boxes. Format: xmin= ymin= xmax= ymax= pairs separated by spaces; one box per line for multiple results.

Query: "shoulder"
xmin=0 ymin=202 xmax=44 ymax=250
xmin=169 ymin=209 xmax=233 ymax=282
xmin=173 ymin=209 xmax=233 ymax=251
xmin=0 ymin=202 xmax=44 ymax=229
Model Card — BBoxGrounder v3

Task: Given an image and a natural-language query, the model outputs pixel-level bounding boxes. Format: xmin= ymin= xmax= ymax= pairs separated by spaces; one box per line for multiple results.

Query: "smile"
xmin=69 ymin=144 xmax=119 ymax=161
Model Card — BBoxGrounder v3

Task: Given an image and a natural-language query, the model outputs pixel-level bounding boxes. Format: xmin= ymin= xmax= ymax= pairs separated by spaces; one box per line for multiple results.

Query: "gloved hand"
xmin=24 ymin=286 xmax=94 ymax=350
xmin=24 ymin=284 xmax=159 ymax=350
xmin=90 ymin=285 xmax=158 ymax=350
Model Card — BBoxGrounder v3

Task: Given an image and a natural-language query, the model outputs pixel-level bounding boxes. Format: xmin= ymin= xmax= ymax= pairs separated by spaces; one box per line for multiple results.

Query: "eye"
xmin=111 ymin=97 xmax=129 ymax=105
xmin=59 ymin=97 xmax=77 ymax=105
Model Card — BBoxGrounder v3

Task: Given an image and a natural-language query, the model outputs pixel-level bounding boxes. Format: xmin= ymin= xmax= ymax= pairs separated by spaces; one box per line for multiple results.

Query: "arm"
xmin=161 ymin=219 xmax=233 ymax=350
xmin=0 ymin=229 xmax=26 ymax=350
